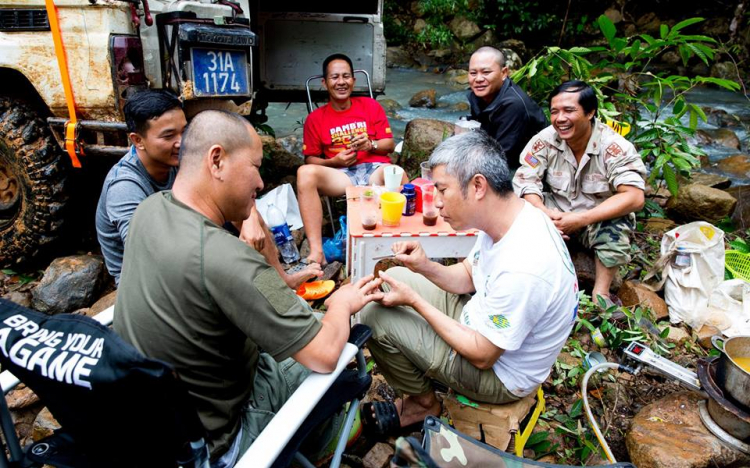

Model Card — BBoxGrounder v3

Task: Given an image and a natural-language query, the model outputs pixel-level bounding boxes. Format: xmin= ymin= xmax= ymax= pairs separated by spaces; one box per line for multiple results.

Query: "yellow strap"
xmin=45 ymin=0 xmax=82 ymax=168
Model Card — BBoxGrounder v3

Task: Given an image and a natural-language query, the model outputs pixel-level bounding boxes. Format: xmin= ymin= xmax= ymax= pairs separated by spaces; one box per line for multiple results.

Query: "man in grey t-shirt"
xmin=95 ymin=90 xmax=186 ymax=284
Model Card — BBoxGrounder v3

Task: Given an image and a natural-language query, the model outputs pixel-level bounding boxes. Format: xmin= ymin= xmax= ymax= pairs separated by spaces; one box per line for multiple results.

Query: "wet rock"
xmin=449 ymin=102 xmax=470 ymax=113
xmin=666 ymin=184 xmax=737 ymax=223
xmin=711 ymin=61 xmax=737 ymax=81
xmin=399 ymin=118 xmax=455 ymax=176
xmin=726 ymin=185 xmax=750 ymax=230
xmin=413 ymin=18 xmax=426 ymax=34
xmin=276 ymin=135 xmax=303 ymax=158
xmin=409 ymin=1 xmax=425 ymax=17
xmin=497 ymin=39 xmax=527 ymax=59
xmin=386 ymin=46 xmax=417 ymax=68
xmin=90 ymin=290 xmax=117 ymax=315
xmin=470 ymin=30 xmax=499 ymax=51
xmin=662 ymin=325 xmax=691 ymax=344
xmin=694 ymin=128 xmax=741 ymax=150
xmin=31 ymin=255 xmax=104 ymax=315
xmin=292 ymin=228 xmax=305 ymax=249
xmin=602 ymin=381 xmax=632 ymax=408
xmin=498 ymin=48 xmax=523 ymax=72
xmin=377 ymin=98 xmax=402 ymax=115
xmin=627 ymin=392 xmax=750 ymax=468
xmin=320 ymin=261 xmax=343 ymax=282
xmin=2 ymin=290 xmax=31 ymax=307
xmin=603 ymin=8 xmax=623 ymax=24
xmin=449 ymin=16 xmax=480 ymax=41
xmin=695 ymin=324 xmax=720 ymax=348
xmin=427 ymin=49 xmax=453 ymax=61
xmin=635 ymin=12 xmax=661 ymax=35
xmin=644 ymin=217 xmax=676 ymax=234
xmin=569 ymin=247 xmax=622 ymax=295
xmin=260 ymin=135 xmax=303 ymax=177
xmin=446 ymin=69 xmax=469 ymax=87
xmin=678 ymin=172 xmax=731 ymax=190
xmin=617 ymin=281 xmax=669 ymax=321
xmin=716 ymin=154 xmax=750 ymax=177
xmin=705 ymin=108 xmax=742 ymax=128
xmin=409 ymin=89 xmax=437 ymax=108
xmin=32 ymin=407 xmax=60 ymax=441
xmin=299 ymin=239 xmax=310 ymax=260
xmin=362 ymin=442 xmax=394 ymax=468
xmin=7 ymin=386 xmax=40 ymax=410
xmin=660 ymin=50 xmax=681 ymax=65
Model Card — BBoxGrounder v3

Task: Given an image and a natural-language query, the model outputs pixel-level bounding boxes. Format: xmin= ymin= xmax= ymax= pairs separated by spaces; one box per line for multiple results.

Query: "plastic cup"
xmin=380 ymin=192 xmax=406 ymax=227
xmin=383 ymin=165 xmax=404 ymax=192
xmin=420 ymin=161 xmax=432 ymax=181
xmin=360 ymin=189 xmax=379 ymax=230
xmin=421 ymin=183 xmax=438 ymax=226
xmin=454 ymin=119 xmax=481 ymax=135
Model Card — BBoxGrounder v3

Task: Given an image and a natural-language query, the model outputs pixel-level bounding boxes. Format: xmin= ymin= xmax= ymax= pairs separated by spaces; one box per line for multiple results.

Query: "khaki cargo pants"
xmin=360 ymin=267 xmax=519 ymax=404
xmin=544 ymin=194 xmax=635 ymax=268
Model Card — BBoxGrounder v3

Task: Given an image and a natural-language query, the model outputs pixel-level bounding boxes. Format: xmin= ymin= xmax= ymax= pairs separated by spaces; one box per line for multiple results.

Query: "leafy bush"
xmin=512 ymin=16 xmax=741 ymax=196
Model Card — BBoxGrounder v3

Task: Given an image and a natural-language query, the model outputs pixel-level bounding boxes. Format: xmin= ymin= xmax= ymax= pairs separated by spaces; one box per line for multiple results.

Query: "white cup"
xmin=383 ymin=165 xmax=404 ymax=192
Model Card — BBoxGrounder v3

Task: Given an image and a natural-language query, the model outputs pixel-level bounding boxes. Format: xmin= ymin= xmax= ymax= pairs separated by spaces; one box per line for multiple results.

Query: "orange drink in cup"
xmin=380 ymin=192 xmax=406 ymax=227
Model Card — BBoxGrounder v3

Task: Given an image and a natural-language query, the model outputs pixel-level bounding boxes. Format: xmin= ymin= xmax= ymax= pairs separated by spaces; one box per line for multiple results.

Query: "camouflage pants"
xmin=544 ymin=194 xmax=634 ymax=268
xmin=359 ymin=267 xmax=520 ymax=404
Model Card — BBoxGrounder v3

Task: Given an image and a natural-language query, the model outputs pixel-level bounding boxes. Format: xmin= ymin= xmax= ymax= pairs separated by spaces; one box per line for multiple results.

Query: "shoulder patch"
xmin=385 ymin=127 xmax=392 ymax=134
xmin=531 ymin=139 xmax=546 ymax=154
xmin=524 ymin=152 xmax=540 ymax=168
xmin=606 ymin=142 xmax=624 ymax=158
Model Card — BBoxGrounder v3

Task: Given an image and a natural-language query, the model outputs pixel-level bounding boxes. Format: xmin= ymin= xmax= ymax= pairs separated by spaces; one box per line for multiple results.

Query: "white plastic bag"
xmin=658 ymin=222 xmax=725 ymax=329
xmin=704 ymin=279 xmax=750 ymax=337
xmin=255 ymin=184 xmax=303 ymax=230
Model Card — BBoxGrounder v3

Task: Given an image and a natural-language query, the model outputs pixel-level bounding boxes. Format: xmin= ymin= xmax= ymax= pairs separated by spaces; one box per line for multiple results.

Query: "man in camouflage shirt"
xmin=513 ymin=80 xmax=647 ymax=304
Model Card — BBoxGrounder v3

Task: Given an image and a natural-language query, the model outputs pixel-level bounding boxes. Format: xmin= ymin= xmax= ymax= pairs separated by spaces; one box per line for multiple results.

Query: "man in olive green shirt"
xmin=114 ymin=110 xmax=381 ymax=465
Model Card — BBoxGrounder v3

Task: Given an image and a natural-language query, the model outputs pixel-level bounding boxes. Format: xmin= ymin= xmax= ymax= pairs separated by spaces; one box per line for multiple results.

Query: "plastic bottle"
xmin=401 ymin=184 xmax=416 ymax=216
xmin=267 ymin=204 xmax=300 ymax=264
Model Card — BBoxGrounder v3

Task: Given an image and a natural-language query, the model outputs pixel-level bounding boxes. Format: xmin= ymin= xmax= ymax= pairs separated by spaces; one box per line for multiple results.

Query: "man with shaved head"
xmin=114 ymin=110 xmax=382 ymax=465
xmin=468 ymin=46 xmax=547 ymax=170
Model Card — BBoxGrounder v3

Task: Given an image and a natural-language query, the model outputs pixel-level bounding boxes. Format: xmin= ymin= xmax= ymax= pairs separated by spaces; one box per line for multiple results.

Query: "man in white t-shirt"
xmin=360 ymin=131 xmax=578 ymax=435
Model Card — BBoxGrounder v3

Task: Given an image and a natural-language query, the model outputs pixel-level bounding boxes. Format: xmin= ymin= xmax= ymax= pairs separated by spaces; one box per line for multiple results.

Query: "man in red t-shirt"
xmin=298 ymin=53 xmax=404 ymax=264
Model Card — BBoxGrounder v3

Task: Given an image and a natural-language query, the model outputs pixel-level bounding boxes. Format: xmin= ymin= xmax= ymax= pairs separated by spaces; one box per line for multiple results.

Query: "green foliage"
xmin=415 ymin=23 xmax=455 ymax=49
xmin=512 ymin=16 xmax=741 ymax=196
xmin=480 ymin=0 xmax=559 ymax=37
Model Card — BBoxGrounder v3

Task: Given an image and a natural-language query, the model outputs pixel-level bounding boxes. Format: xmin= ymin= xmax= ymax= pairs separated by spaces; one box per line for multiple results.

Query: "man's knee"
xmin=585 ymin=217 xmax=634 ymax=268
xmin=297 ymin=164 xmax=322 ymax=190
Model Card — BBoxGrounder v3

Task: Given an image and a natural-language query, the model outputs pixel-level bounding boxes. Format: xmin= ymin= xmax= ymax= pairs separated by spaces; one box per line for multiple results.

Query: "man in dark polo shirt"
xmin=468 ymin=46 xmax=547 ymax=170
xmin=114 ymin=110 xmax=381 ymax=466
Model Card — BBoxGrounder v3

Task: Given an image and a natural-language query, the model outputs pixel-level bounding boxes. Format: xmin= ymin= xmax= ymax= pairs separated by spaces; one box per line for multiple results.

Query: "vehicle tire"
xmin=0 ymin=97 xmax=68 ymax=267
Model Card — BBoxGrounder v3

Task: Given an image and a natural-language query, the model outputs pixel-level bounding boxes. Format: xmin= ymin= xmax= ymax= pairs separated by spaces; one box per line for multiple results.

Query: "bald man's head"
xmin=178 ymin=110 xmax=257 ymax=173
xmin=472 ymin=46 xmax=506 ymax=67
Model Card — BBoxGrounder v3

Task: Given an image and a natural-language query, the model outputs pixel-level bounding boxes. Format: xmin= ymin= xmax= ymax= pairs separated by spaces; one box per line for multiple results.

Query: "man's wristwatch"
xmin=370 ymin=139 xmax=378 ymax=152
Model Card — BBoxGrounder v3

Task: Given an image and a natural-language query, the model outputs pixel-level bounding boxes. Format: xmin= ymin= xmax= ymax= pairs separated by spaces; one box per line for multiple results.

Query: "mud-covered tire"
xmin=0 ymin=97 xmax=68 ymax=267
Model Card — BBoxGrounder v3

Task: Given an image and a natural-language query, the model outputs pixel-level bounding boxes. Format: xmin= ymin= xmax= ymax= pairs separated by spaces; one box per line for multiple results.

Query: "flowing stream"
xmin=266 ymin=68 xmax=750 ymax=184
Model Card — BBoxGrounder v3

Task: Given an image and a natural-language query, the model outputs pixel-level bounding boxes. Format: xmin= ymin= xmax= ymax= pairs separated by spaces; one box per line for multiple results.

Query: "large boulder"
xmin=449 ymin=16 xmax=481 ymax=41
xmin=409 ymin=89 xmax=437 ymax=108
xmin=31 ymin=255 xmax=105 ymax=315
xmin=717 ymin=154 xmax=750 ymax=178
xmin=386 ymin=46 xmax=418 ymax=68
xmin=377 ymin=98 xmax=402 ymax=116
xmin=725 ymin=184 xmax=750 ymax=230
xmin=627 ymin=392 xmax=750 ymax=468
xmin=399 ymin=118 xmax=455 ymax=176
xmin=666 ymin=184 xmax=737 ymax=223
xmin=569 ymin=246 xmax=622 ymax=295
xmin=693 ymin=128 xmax=741 ymax=150
xmin=678 ymin=172 xmax=731 ymax=189
xmin=617 ymin=281 xmax=669 ymax=321
xmin=470 ymin=30 xmax=499 ymax=51
xmin=446 ymin=69 xmax=469 ymax=88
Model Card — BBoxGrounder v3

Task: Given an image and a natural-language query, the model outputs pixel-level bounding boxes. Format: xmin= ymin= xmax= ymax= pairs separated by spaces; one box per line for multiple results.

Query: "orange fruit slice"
xmin=296 ymin=280 xmax=335 ymax=300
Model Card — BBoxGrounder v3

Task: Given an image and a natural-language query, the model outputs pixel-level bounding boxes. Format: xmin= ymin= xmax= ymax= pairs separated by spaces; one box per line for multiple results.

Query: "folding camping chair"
xmin=0 ymin=298 xmax=371 ymax=468
xmin=304 ymin=69 xmax=374 ymax=235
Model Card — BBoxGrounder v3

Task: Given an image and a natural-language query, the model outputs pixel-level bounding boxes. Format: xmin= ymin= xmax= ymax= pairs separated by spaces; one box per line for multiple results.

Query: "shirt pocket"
xmin=581 ymin=173 xmax=610 ymax=197
xmin=546 ymin=172 xmax=570 ymax=193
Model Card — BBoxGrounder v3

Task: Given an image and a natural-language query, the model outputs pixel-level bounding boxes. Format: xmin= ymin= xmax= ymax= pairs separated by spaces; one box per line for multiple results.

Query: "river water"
xmin=266 ymin=68 xmax=750 ymax=183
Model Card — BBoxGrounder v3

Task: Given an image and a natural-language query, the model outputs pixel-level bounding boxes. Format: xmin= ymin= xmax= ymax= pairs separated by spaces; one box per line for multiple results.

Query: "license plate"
xmin=190 ymin=48 xmax=249 ymax=97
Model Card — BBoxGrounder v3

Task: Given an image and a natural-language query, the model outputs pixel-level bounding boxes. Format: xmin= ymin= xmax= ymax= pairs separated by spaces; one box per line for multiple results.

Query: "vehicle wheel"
xmin=0 ymin=97 xmax=68 ymax=267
